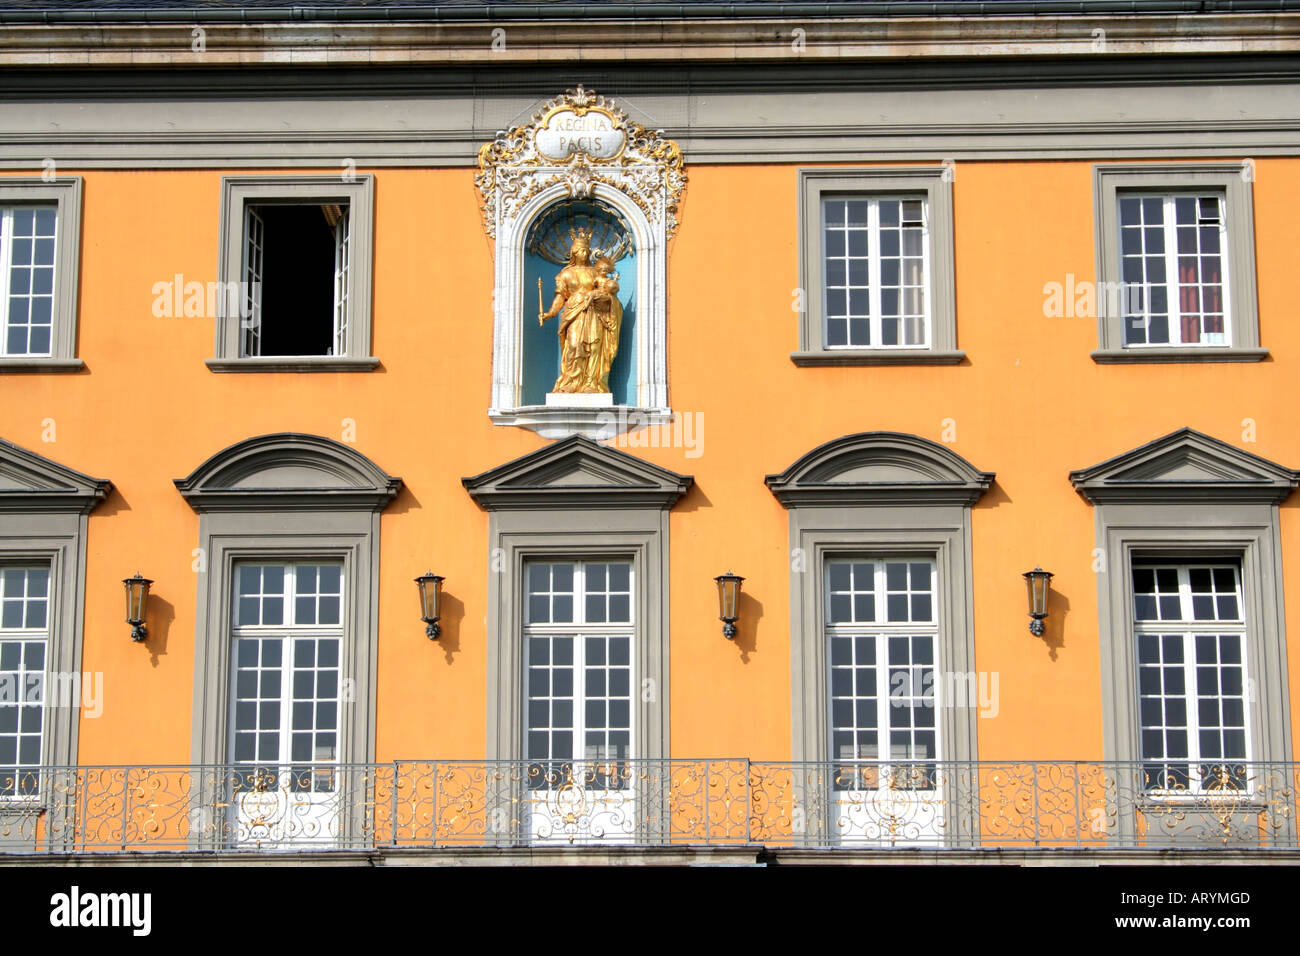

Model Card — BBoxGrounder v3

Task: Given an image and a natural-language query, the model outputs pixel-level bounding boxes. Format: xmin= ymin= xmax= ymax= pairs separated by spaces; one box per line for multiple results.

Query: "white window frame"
xmin=1118 ymin=193 xmax=1232 ymax=349
xmin=0 ymin=565 xmax=51 ymax=801
xmin=0 ymin=206 xmax=58 ymax=359
xmin=0 ymin=178 xmax=84 ymax=372
xmin=226 ymin=560 xmax=345 ymax=846
xmin=228 ymin=561 xmax=345 ymax=776
xmin=825 ymin=557 xmax=941 ymax=769
xmin=1132 ymin=562 xmax=1252 ymax=796
xmin=523 ymin=560 xmax=635 ymax=768
xmin=521 ymin=558 xmax=637 ymax=843
xmin=824 ymin=557 xmax=945 ymax=845
xmin=820 ymin=196 xmax=932 ymax=351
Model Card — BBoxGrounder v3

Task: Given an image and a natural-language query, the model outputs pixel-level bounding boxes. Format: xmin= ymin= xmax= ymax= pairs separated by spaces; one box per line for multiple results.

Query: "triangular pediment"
xmin=1070 ymin=428 xmax=1299 ymax=505
xmin=175 ymin=433 xmax=401 ymax=513
xmin=0 ymin=438 xmax=110 ymax=514
xmin=463 ymin=436 xmax=692 ymax=510
xmin=766 ymin=432 xmax=994 ymax=508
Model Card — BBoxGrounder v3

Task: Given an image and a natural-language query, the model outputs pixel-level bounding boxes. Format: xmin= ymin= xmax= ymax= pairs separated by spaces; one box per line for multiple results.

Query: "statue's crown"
xmin=567 ymin=226 xmax=594 ymax=246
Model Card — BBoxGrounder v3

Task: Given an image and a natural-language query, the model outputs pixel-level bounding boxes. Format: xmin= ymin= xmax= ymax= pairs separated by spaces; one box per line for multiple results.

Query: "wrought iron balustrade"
xmin=0 ymin=760 xmax=1295 ymax=853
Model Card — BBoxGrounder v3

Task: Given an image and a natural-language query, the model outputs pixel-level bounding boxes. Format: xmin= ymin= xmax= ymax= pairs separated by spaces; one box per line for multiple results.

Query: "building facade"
xmin=0 ymin=0 xmax=1299 ymax=863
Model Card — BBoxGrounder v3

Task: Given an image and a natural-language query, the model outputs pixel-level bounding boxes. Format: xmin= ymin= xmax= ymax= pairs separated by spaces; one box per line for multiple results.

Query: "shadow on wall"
xmin=1038 ymin=584 xmax=1071 ymax=663
xmin=732 ymin=590 xmax=763 ymax=664
xmin=143 ymin=595 xmax=176 ymax=669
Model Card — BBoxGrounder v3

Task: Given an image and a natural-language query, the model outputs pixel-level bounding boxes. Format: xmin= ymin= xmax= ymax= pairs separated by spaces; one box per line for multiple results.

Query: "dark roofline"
xmin=3 ymin=1 xmax=1300 ymax=26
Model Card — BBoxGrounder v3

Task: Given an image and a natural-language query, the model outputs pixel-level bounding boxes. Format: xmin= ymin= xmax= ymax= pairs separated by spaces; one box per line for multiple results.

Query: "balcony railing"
xmin=0 ymin=760 xmax=1296 ymax=853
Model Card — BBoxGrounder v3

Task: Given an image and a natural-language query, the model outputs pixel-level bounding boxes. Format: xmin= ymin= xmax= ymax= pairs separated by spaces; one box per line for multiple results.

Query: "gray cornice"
xmin=0 ymin=438 xmax=111 ymax=515
xmin=1069 ymin=427 xmax=1300 ymax=505
xmin=765 ymin=431 xmax=995 ymax=509
xmin=5 ymin=63 xmax=1300 ymax=167
xmin=175 ymin=432 xmax=402 ymax=513
xmin=463 ymin=435 xmax=693 ymax=512
xmin=6 ymin=57 xmax=1300 ymax=97
xmin=4 ymin=10 xmax=1300 ymax=65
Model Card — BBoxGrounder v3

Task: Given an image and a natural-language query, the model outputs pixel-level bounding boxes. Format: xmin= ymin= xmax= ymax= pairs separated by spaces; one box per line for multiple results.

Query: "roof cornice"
xmin=4 ymin=11 xmax=1300 ymax=68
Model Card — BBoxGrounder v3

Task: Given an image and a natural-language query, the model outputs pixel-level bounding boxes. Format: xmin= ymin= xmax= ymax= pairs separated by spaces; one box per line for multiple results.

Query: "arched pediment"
xmin=1070 ymin=428 xmax=1299 ymax=505
xmin=463 ymin=435 xmax=692 ymax=511
xmin=175 ymin=433 xmax=401 ymax=513
xmin=0 ymin=438 xmax=110 ymax=514
xmin=765 ymin=432 xmax=994 ymax=508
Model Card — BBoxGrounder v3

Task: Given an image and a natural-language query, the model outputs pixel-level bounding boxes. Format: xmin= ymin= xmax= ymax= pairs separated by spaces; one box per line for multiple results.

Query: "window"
xmin=1119 ymin=194 xmax=1230 ymax=347
xmin=795 ymin=168 xmax=960 ymax=366
xmin=211 ymin=176 xmax=376 ymax=372
xmin=0 ymin=566 xmax=49 ymax=798
xmin=767 ymin=432 xmax=991 ymax=844
xmin=0 ymin=178 xmax=83 ymax=371
xmin=464 ymin=435 xmax=687 ymax=789
xmin=1072 ymin=428 xmax=1296 ymax=840
xmin=1092 ymin=164 xmax=1262 ymax=362
xmin=524 ymin=560 xmax=633 ymax=790
xmin=229 ymin=562 xmax=343 ymax=793
xmin=821 ymin=197 xmax=928 ymax=349
xmin=827 ymin=559 xmax=938 ymax=768
xmin=177 ymin=433 xmax=399 ymax=848
xmin=1133 ymin=563 xmax=1249 ymax=792
xmin=0 ymin=441 xmax=106 ymax=849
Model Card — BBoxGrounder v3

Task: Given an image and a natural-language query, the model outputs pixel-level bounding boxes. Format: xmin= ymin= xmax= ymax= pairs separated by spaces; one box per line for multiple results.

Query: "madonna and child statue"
xmin=533 ymin=216 xmax=631 ymax=406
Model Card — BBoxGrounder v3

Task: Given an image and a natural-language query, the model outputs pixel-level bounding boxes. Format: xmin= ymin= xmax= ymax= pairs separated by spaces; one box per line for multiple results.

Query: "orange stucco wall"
xmin=2 ymin=159 xmax=1297 ymax=765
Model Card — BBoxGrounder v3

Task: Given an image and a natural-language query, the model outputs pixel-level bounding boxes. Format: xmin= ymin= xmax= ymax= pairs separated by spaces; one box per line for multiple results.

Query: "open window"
xmin=211 ymin=176 xmax=375 ymax=372
xmin=241 ymin=203 xmax=349 ymax=359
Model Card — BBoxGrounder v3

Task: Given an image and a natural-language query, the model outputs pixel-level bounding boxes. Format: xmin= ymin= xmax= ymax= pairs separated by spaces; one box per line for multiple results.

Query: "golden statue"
xmin=538 ymin=229 xmax=624 ymax=394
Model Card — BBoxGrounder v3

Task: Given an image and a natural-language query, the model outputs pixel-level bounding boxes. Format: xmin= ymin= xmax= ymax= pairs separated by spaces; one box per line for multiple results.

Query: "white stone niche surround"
xmin=477 ymin=87 xmax=685 ymax=440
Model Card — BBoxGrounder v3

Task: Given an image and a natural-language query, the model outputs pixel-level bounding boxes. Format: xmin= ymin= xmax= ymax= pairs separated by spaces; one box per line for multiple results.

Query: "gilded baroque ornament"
xmin=478 ymin=86 xmax=684 ymax=439
xmin=475 ymin=85 xmax=687 ymax=240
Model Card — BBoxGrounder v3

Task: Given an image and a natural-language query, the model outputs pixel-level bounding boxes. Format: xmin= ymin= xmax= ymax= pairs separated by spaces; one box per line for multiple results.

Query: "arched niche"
xmin=477 ymin=87 xmax=685 ymax=440
xmin=520 ymin=197 xmax=639 ymax=407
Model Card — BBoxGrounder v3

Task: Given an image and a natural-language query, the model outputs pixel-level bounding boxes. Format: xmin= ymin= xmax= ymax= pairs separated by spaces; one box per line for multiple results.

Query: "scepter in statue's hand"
xmin=537 ymin=278 xmax=545 ymax=326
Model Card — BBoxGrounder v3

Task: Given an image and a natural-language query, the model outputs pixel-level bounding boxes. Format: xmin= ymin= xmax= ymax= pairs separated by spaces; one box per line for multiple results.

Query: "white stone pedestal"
xmin=545 ymin=393 xmax=614 ymax=408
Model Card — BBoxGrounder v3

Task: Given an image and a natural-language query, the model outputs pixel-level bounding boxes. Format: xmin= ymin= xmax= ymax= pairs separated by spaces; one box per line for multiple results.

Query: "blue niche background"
xmin=522 ymin=199 xmax=637 ymax=406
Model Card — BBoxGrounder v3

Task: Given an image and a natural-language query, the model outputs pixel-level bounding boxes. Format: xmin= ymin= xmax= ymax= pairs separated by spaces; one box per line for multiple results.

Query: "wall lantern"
xmin=415 ymin=571 xmax=445 ymax=640
xmin=1023 ymin=567 xmax=1053 ymax=637
xmin=714 ymin=572 xmax=744 ymax=640
xmin=122 ymin=573 xmax=152 ymax=642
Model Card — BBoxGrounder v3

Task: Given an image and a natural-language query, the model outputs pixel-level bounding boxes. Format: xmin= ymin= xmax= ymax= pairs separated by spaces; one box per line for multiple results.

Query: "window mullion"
xmin=278 ymin=564 xmax=299 ymax=770
xmin=1182 ymin=631 xmax=1203 ymax=772
xmin=1217 ymin=212 xmax=1232 ymax=345
xmin=922 ymin=202 xmax=933 ymax=347
xmin=1163 ymin=196 xmax=1183 ymax=346
xmin=1176 ymin=565 xmax=1193 ymax=621
xmin=868 ymin=200 xmax=883 ymax=347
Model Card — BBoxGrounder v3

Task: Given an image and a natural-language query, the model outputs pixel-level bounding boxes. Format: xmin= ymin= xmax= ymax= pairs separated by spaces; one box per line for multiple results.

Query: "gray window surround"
xmin=0 ymin=178 xmax=84 ymax=373
xmin=1071 ymin=428 xmax=1297 ymax=842
xmin=463 ymin=435 xmax=691 ymax=768
xmin=210 ymin=175 xmax=378 ymax=372
xmin=1091 ymin=163 xmax=1264 ymax=364
xmin=0 ymin=438 xmax=109 ymax=845
xmin=765 ymin=432 xmax=993 ymax=775
xmin=175 ymin=432 xmax=400 ymax=846
xmin=793 ymin=167 xmax=961 ymax=367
